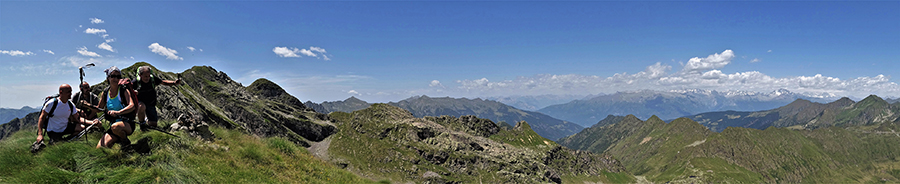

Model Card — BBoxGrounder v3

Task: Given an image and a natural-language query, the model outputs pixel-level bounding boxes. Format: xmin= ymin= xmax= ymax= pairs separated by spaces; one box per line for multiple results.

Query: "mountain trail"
xmin=308 ymin=136 xmax=332 ymax=161
xmin=635 ymin=176 xmax=652 ymax=184
xmin=685 ymin=139 xmax=707 ymax=147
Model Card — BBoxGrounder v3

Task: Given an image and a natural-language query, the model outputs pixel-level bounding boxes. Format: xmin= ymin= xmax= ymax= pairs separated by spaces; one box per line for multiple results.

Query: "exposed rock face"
xmin=327 ymin=104 xmax=628 ymax=183
xmin=0 ymin=112 xmax=40 ymax=140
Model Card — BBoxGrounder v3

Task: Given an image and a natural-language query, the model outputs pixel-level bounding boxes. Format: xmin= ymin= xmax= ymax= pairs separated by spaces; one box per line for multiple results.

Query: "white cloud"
xmin=273 ymin=47 xmax=301 ymax=57
xmin=450 ymin=50 xmax=899 ymax=98
xmin=42 ymin=50 xmax=54 ymax=55
xmin=430 ymin=80 xmax=444 ymax=88
xmin=84 ymin=28 xmax=106 ymax=35
xmin=187 ymin=47 xmax=197 ymax=52
xmin=273 ymin=46 xmax=329 ymax=60
xmin=1 ymin=50 xmax=35 ymax=56
xmin=148 ymin=43 xmax=182 ymax=60
xmin=750 ymin=58 xmax=761 ymax=63
xmin=90 ymin=18 xmax=104 ymax=24
xmin=105 ymin=38 xmax=115 ymax=43
xmin=299 ymin=49 xmax=316 ymax=57
xmin=682 ymin=50 xmax=734 ymax=74
xmin=101 ymin=34 xmax=109 ymax=38
xmin=77 ymin=47 xmax=101 ymax=57
xmin=98 ymin=42 xmax=115 ymax=52
xmin=348 ymin=90 xmax=360 ymax=96
xmin=310 ymin=47 xmax=326 ymax=53
xmin=767 ymin=50 xmax=772 ymax=53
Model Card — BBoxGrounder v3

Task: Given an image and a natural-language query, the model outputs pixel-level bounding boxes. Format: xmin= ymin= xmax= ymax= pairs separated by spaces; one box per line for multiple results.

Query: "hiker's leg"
xmin=96 ymin=121 xmax=133 ymax=148
xmin=137 ymin=102 xmax=146 ymax=123
xmin=146 ymin=105 xmax=159 ymax=127
xmin=97 ymin=133 xmax=116 ymax=148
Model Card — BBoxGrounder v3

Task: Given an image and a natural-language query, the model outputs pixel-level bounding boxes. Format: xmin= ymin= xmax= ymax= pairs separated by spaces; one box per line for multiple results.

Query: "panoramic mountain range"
xmin=306 ymin=96 xmax=583 ymax=141
xmin=0 ymin=106 xmax=38 ymax=125
xmin=0 ymin=62 xmax=629 ymax=183
xmin=538 ymin=89 xmax=840 ymax=127
xmin=685 ymin=95 xmax=900 ymax=132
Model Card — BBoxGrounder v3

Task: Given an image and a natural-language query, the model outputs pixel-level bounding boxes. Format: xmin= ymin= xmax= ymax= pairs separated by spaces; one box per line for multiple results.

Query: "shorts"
xmin=146 ymin=105 xmax=159 ymax=122
xmin=47 ymin=123 xmax=77 ymax=143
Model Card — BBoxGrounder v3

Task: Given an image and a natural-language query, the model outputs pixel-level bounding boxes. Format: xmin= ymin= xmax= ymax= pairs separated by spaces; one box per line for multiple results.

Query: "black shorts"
xmin=47 ymin=123 xmax=77 ymax=143
xmin=146 ymin=105 xmax=159 ymax=122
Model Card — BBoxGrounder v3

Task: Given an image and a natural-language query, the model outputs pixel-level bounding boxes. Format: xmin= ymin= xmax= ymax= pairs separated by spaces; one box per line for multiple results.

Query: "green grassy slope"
xmin=326 ymin=103 xmax=633 ymax=183
xmin=0 ymin=120 xmax=370 ymax=183
xmin=597 ymin=117 xmax=900 ymax=183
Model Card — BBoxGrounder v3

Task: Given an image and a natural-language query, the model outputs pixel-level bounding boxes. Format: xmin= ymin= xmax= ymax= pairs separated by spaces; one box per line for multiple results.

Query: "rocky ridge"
xmin=325 ymin=104 xmax=630 ymax=183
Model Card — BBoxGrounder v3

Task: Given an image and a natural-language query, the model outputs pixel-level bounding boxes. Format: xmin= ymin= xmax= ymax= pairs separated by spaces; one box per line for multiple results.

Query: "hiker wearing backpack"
xmin=133 ymin=66 xmax=180 ymax=130
xmin=96 ymin=66 xmax=138 ymax=148
xmin=73 ymin=82 xmax=101 ymax=120
xmin=36 ymin=84 xmax=101 ymax=144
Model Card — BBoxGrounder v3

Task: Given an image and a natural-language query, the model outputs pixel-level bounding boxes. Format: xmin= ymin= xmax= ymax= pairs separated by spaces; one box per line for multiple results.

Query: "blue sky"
xmin=1 ymin=1 xmax=898 ymax=108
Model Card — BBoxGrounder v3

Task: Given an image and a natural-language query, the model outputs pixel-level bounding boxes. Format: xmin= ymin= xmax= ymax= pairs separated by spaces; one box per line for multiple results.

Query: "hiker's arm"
xmin=117 ymin=90 xmax=135 ymax=114
xmin=36 ymin=110 xmax=48 ymax=142
xmin=161 ymin=79 xmax=179 ymax=86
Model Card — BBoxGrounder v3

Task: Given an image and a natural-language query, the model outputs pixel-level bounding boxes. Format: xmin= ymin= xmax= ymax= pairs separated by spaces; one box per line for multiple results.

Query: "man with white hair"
xmin=132 ymin=66 xmax=180 ymax=131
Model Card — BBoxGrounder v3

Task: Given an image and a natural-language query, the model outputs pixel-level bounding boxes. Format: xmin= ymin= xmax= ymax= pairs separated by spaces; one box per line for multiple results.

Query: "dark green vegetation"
xmin=687 ymin=95 xmax=900 ymax=132
xmin=561 ymin=109 xmax=900 ymax=183
xmin=325 ymin=104 xmax=632 ymax=183
xmin=539 ymin=89 xmax=831 ymax=127
xmin=0 ymin=106 xmax=38 ymax=125
xmin=309 ymin=95 xmax=584 ymax=141
xmin=0 ymin=120 xmax=368 ymax=183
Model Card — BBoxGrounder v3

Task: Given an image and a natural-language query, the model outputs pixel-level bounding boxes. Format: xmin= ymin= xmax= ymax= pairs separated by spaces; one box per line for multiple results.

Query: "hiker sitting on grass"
xmin=96 ymin=66 xmax=137 ymax=148
xmin=74 ymin=82 xmax=101 ymax=120
xmin=133 ymin=66 xmax=180 ymax=130
xmin=36 ymin=84 xmax=101 ymax=144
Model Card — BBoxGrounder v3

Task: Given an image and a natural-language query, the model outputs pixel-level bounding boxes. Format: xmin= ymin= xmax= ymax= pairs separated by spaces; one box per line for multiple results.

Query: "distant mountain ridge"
xmin=686 ymin=95 xmax=900 ymax=132
xmin=560 ymin=112 xmax=900 ymax=183
xmin=305 ymin=96 xmax=584 ymax=140
xmin=0 ymin=106 xmax=38 ymax=125
xmin=485 ymin=94 xmax=594 ymax=111
xmin=539 ymin=89 xmax=837 ymax=127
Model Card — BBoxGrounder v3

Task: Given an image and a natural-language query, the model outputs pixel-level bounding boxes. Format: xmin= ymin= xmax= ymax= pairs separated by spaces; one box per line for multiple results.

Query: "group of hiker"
xmin=35 ymin=65 xmax=180 ymax=149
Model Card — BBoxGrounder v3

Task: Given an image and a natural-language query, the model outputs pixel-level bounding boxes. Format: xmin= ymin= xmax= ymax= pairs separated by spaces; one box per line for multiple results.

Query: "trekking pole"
xmin=111 ymin=114 xmax=180 ymax=138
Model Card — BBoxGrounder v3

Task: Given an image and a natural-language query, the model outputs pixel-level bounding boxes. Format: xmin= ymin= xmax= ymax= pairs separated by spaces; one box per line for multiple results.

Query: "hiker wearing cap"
xmin=96 ymin=66 xmax=138 ymax=148
xmin=36 ymin=84 xmax=101 ymax=144
xmin=133 ymin=66 xmax=180 ymax=131
xmin=73 ymin=82 xmax=101 ymax=120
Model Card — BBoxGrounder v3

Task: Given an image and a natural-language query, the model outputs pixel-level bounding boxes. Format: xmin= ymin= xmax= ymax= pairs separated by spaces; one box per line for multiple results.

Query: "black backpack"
xmin=41 ymin=95 xmax=74 ymax=129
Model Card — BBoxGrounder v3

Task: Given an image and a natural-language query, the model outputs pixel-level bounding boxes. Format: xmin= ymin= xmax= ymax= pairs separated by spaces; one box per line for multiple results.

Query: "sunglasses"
xmin=109 ymin=74 xmax=121 ymax=79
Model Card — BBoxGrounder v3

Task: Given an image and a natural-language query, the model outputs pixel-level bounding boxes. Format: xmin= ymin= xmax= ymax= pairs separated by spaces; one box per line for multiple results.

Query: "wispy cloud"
xmin=148 ymin=43 xmax=182 ymax=60
xmin=767 ymin=50 xmax=772 ymax=53
xmin=90 ymin=18 xmax=104 ymax=24
xmin=77 ymin=47 xmax=101 ymax=57
xmin=272 ymin=46 xmax=329 ymax=60
xmin=84 ymin=28 xmax=106 ymax=35
xmin=42 ymin=50 xmax=54 ymax=55
xmin=1 ymin=50 xmax=35 ymax=56
xmin=451 ymin=50 xmax=899 ymax=98
xmin=187 ymin=46 xmax=202 ymax=52
xmin=750 ymin=58 xmax=761 ymax=63
xmin=105 ymin=38 xmax=115 ymax=43
xmin=98 ymin=42 xmax=115 ymax=52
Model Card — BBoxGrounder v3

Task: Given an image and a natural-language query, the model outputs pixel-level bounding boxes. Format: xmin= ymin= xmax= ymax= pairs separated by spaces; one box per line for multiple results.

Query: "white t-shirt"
xmin=42 ymin=98 xmax=75 ymax=133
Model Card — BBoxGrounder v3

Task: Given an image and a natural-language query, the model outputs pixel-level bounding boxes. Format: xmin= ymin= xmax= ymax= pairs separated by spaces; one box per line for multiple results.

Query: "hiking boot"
xmin=139 ymin=121 xmax=149 ymax=132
